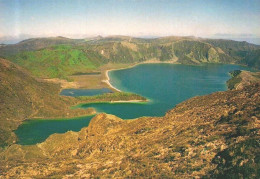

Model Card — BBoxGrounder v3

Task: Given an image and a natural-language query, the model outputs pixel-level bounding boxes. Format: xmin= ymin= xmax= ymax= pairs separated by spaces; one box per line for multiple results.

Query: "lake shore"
xmin=27 ymin=113 xmax=96 ymax=121
xmin=102 ymin=70 xmax=122 ymax=92
xmin=44 ymin=60 xmax=179 ymax=91
xmin=110 ymin=99 xmax=148 ymax=103
xmin=102 ymin=59 xmax=179 ymax=92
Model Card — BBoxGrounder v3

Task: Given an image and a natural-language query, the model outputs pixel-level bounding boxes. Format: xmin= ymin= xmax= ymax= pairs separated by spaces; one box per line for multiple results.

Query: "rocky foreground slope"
xmin=0 ymin=82 xmax=259 ymax=178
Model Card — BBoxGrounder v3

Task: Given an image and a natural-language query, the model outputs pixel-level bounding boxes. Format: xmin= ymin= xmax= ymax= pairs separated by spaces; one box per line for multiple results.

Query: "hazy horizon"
xmin=1 ymin=0 xmax=260 ymax=44
xmin=1 ymin=34 xmax=260 ymax=46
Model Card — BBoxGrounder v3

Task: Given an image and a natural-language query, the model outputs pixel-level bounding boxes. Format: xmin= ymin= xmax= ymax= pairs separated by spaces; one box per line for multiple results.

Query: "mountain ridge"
xmin=0 ymin=36 xmax=259 ymax=79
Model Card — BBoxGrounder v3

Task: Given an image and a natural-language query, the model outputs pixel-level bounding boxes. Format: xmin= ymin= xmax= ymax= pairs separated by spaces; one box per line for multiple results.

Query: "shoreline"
xmin=102 ymin=70 xmax=122 ymax=92
xmin=103 ymin=60 xmax=180 ymax=92
xmin=110 ymin=99 xmax=148 ymax=103
xmin=28 ymin=113 xmax=96 ymax=121
xmin=76 ymin=99 xmax=149 ymax=105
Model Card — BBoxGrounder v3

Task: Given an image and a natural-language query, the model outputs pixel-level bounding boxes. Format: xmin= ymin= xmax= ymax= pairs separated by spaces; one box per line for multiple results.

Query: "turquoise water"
xmin=15 ymin=115 xmax=94 ymax=145
xmin=15 ymin=63 xmax=249 ymax=145
xmin=81 ymin=64 xmax=249 ymax=119
xmin=60 ymin=88 xmax=113 ymax=97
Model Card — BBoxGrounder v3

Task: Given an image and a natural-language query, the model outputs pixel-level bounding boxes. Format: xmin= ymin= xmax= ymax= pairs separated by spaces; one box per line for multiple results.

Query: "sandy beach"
xmin=110 ymin=100 xmax=147 ymax=103
xmin=102 ymin=59 xmax=179 ymax=92
xmin=44 ymin=59 xmax=178 ymax=91
xmin=102 ymin=70 xmax=122 ymax=92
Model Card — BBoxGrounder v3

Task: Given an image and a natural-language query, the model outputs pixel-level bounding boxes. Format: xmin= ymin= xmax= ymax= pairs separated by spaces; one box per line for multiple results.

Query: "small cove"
xmin=15 ymin=115 xmax=94 ymax=145
xmin=15 ymin=63 xmax=251 ymax=145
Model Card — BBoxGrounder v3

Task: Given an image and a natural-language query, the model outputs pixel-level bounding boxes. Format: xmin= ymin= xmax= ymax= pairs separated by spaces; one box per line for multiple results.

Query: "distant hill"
xmin=0 ymin=36 xmax=259 ymax=78
xmin=0 ymin=44 xmax=6 ymax=48
xmin=204 ymin=39 xmax=260 ymax=68
xmin=0 ymin=36 xmax=84 ymax=56
xmin=0 ymin=58 xmax=92 ymax=146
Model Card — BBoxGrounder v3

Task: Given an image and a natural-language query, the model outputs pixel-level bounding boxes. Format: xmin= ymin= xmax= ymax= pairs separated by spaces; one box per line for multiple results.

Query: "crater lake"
xmin=15 ymin=63 xmax=250 ymax=144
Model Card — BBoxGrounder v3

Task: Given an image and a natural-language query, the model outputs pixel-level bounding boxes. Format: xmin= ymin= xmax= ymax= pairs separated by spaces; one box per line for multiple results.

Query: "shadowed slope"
xmin=0 ymin=58 xmax=93 ymax=146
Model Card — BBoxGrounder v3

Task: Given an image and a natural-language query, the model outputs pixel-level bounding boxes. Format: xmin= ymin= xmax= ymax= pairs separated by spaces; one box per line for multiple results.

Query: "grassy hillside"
xmin=8 ymin=45 xmax=103 ymax=78
xmin=242 ymin=49 xmax=260 ymax=69
xmin=76 ymin=92 xmax=147 ymax=103
xmin=1 ymin=36 xmax=259 ymax=79
xmin=1 ymin=83 xmax=259 ymax=178
xmin=83 ymin=37 xmax=259 ymax=67
xmin=0 ymin=58 xmax=93 ymax=146
xmin=204 ymin=39 xmax=260 ymax=68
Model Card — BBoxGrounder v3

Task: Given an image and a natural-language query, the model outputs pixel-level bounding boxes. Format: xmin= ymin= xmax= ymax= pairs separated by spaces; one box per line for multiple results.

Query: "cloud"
xmin=213 ymin=33 xmax=258 ymax=38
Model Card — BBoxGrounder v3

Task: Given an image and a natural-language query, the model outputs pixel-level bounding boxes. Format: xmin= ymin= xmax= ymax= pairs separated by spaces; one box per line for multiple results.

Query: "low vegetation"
xmin=227 ymin=70 xmax=260 ymax=90
xmin=226 ymin=70 xmax=242 ymax=89
xmin=76 ymin=92 xmax=147 ymax=103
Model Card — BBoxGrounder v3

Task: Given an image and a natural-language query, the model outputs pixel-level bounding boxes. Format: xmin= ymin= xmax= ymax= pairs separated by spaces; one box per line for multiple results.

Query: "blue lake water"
xmin=15 ymin=116 xmax=94 ymax=145
xmin=15 ymin=63 xmax=250 ymax=145
xmin=80 ymin=64 xmax=249 ymax=119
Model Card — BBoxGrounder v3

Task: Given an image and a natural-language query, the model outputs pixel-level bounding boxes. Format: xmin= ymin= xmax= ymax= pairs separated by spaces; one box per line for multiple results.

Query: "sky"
xmin=0 ymin=0 xmax=260 ymax=43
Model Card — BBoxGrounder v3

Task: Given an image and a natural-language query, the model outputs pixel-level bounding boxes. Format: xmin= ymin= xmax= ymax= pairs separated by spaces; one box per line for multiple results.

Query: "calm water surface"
xmin=81 ymin=64 xmax=249 ymax=118
xmin=16 ymin=64 xmax=249 ymax=145
xmin=15 ymin=116 xmax=94 ymax=145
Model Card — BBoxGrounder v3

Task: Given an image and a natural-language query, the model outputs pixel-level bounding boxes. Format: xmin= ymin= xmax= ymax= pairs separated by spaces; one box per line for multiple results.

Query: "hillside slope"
xmin=0 ymin=58 xmax=93 ymax=146
xmin=1 ymin=83 xmax=259 ymax=178
xmin=227 ymin=70 xmax=260 ymax=90
xmin=8 ymin=45 xmax=103 ymax=78
xmin=1 ymin=36 xmax=259 ymax=79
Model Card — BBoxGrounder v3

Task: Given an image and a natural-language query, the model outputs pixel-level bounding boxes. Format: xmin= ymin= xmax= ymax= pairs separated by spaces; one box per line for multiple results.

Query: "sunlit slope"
xmin=8 ymin=45 xmax=103 ymax=78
